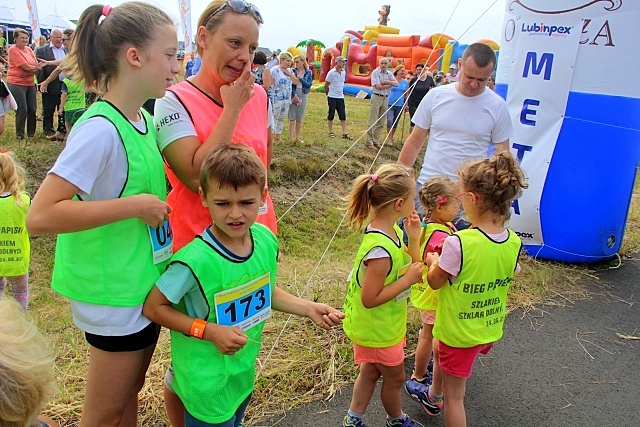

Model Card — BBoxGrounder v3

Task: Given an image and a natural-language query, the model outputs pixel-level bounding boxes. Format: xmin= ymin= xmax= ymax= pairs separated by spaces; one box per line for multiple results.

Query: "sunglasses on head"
xmin=204 ymin=0 xmax=263 ymax=27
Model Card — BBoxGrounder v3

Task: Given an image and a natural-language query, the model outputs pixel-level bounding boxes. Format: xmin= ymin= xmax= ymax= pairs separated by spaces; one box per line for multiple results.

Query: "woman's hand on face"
xmin=220 ymin=63 xmax=255 ymax=113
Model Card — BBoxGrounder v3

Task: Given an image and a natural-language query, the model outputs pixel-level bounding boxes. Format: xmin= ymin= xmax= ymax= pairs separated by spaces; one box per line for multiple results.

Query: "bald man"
xmin=366 ymin=57 xmax=398 ymax=149
xmin=36 ymin=29 xmax=67 ymax=140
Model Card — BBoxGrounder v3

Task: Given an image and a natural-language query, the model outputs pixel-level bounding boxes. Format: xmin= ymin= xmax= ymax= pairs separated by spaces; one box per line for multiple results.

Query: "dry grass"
xmin=1 ymin=92 xmax=638 ymax=426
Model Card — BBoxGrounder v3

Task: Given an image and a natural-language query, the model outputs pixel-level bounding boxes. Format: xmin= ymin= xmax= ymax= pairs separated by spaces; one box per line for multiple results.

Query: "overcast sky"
xmin=5 ymin=0 xmax=506 ymax=50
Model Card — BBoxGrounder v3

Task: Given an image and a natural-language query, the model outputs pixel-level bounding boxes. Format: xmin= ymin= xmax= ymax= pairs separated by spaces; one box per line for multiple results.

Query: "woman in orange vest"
xmin=154 ymin=0 xmax=276 ymax=254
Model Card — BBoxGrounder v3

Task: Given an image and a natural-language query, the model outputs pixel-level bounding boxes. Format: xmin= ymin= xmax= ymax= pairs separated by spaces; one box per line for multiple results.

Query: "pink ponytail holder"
xmin=371 ymin=174 xmax=378 ymax=182
xmin=436 ymin=195 xmax=448 ymax=204
xmin=0 ymin=149 xmax=8 ymax=153
xmin=102 ymin=5 xmax=112 ymax=17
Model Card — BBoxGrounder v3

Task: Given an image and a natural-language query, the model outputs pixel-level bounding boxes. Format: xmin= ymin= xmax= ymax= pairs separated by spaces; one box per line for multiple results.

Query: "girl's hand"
xmin=205 ymin=324 xmax=248 ymax=355
xmin=426 ymin=252 xmax=440 ymax=267
xmin=220 ymin=63 xmax=255 ymax=114
xmin=403 ymin=211 xmax=422 ymax=240
xmin=307 ymin=303 xmax=345 ymax=330
xmin=405 ymin=261 xmax=424 ymax=286
xmin=131 ymin=194 xmax=171 ymax=228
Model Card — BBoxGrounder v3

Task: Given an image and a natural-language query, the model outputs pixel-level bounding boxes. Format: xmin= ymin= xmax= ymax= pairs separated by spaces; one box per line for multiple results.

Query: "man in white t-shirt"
xmin=399 ymin=42 xmax=513 ymax=208
xmin=324 ymin=56 xmax=352 ymax=139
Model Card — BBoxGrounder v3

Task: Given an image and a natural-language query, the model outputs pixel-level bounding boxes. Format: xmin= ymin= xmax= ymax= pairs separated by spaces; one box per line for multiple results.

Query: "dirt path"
xmin=263 ymin=258 xmax=640 ymax=427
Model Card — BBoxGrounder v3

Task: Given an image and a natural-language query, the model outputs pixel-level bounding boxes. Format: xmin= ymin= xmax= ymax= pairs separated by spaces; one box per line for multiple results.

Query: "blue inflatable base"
xmin=496 ymin=84 xmax=640 ymax=263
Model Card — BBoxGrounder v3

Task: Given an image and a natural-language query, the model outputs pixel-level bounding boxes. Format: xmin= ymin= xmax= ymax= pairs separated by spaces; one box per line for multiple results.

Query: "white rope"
xmin=260 ymin=0 xmax=504 ymax=375
xmin=532 ymin=243 xmax=622 ymax=269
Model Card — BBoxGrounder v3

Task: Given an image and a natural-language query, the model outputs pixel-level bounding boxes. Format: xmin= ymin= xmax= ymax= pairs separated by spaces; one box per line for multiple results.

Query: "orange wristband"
xmin=190 ymin=318 xmax=207 ymax=339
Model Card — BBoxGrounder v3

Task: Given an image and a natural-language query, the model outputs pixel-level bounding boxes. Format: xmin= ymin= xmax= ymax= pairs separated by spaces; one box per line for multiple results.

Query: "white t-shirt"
xmin=325 ymin=68 xmax=346 ymax=99
xmin=154 ymin=91 xmax=274 ymax=151
xmin=412 ymin=83 xmax=513 ymax=184
xmin=50 ymin=114 xmax=152 ymax=336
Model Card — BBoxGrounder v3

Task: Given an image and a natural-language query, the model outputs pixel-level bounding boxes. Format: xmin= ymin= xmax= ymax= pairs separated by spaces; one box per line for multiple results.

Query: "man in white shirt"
xmin=365 ymin=57 xmax=397 ymax=149
xmin=399 ymin=43 xmax=513 ymax=210
xmin=36 ymin=29 xmax=67 ymax=140
xmin=324 ymin=56 xmax=353 ymax=139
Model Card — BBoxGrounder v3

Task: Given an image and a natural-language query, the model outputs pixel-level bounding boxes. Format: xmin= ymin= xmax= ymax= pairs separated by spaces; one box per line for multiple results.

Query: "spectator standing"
xmin=36 ymin=29 xmax=67 ymax=141
xmin=251 ymin=50 xmax=273 ymax=92
xmin=407 ymin=63 xmax=435 ymax=134
xmin=446 ymin=63 xmax=459 ymax=82
xmin=7 ymin=29 xmax=42 ymax=140
xmin=365 ymin=57 xmax=397 ymax=149
xmin=268 ymin=51 xmax=298 ymax=142
xmin=386 ymin=64 xmax=408 ymax=145
xmin=288 ymin=54 xmax=312 ymax=143
xmin=324 ymin=56 xmax=352 ymax=140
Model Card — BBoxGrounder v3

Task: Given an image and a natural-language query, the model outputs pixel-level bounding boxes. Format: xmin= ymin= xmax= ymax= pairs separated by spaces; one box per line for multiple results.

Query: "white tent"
xmin=0 ymin=5 xmax=29 ymax=26
xmin=39 ymin=13 xmax=75 ymax=31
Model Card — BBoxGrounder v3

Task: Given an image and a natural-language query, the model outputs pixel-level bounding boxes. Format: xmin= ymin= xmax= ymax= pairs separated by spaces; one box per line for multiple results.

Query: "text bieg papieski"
xmin=456 ymin=277 xmax=512 ymax=321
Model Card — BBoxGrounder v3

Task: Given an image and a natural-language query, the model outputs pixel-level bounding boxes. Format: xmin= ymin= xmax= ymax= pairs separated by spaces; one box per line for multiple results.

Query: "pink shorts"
xmin=353 ymin=338 xmax=406 ymax=367
xmin=421 ymin=310 xmax=436 ymax=325
xmin=438 ymin=341 xmax=494 ymax=378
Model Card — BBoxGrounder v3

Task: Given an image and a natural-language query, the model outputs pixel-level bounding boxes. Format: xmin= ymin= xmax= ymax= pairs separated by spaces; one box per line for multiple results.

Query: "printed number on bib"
xmin=148 ymin=220 xmax=173 ymax=264
xmin=395 ymin=262 xmax=412 ymax=302
xmin=214 ymin=273 xmax=272 ymax=331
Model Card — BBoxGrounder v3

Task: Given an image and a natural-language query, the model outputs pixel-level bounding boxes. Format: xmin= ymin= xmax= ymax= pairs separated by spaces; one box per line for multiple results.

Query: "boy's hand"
xmin=206 ymin=324 xmax=248 ymax=355
xmin=403 ymin=211 xmax=422 ymax=241
xmin=405 ymin=261 xmax=424 ymax=286
xmin=307 ymin=303 xmax=345 ymax=331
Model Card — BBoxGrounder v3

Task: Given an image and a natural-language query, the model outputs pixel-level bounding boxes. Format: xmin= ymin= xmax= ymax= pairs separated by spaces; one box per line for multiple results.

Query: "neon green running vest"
xmin=62 ymin=77 xmax=86 ymax=112
xmin=0 ymin=193 xmax=30 ymax=276
xmin=51 ymin=101 xmax=167 ymax=306
xmin=410 ymin=222 xmax=454 ymax=311
xmin=433 ymin=228 xmax=522 ymax=348
xmin=343 ymin=224 xmax=411 ymax=348
xmin=171 ymin=224 xmax=278 ymax=424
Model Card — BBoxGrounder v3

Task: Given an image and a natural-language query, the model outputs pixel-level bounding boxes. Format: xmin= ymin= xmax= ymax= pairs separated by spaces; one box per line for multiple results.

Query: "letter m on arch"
xmin=523 ymin=52 xmax=553 ymax=80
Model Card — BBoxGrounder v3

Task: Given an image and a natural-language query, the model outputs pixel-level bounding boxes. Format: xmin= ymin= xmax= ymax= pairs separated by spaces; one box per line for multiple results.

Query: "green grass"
xmin=1 ymin=92 xmax=638 ymax=426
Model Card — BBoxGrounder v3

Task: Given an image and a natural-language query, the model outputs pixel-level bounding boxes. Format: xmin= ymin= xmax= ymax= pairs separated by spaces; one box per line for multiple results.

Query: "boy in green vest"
xmin=59 ymin=76 xmax=86 ymax=135
xmin=143 ymin=143 xmax=344 ymax=426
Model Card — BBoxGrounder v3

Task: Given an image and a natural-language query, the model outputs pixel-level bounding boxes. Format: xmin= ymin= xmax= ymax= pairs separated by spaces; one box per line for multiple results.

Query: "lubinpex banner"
xmin=496 ymin=0 xmax=640 ymax=262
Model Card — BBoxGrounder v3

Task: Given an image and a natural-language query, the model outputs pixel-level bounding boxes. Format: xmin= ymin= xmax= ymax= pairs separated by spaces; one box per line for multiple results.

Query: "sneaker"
xmin=385 ymin=415 xmax=424 ymax=427
xmin=410 ymin=371 xmax=432 ymax=386
xmin=404 ymin=380 xmax=442 ymax=416
xmin=343 ymin=415 xmax=368 ymax=427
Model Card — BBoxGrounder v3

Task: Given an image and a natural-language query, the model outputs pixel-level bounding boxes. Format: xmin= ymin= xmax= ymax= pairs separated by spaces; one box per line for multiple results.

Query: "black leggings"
xmin=7 ymin=83 xmax=37 ymax=138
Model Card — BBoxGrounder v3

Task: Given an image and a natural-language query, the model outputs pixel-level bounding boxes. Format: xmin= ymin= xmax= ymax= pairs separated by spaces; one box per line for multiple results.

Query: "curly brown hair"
xmin=457 ymin=151 xmax=528 ymax=222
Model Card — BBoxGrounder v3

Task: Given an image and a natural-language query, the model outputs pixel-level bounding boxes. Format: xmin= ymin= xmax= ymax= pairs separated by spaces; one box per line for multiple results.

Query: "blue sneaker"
xmin=404 ymin=379 xmax=442 ymax=416
xmin=343 ymin=415 xmax=368 ymax=427
xmin=385 ymin=414 xmax=424 ymax=427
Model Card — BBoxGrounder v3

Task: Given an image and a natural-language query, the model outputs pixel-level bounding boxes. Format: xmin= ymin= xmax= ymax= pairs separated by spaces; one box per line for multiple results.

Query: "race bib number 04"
xmin=214 ymin=273 xmax=272 ymax=331
xmin=148 ymin=220 xmax=173 ymax=264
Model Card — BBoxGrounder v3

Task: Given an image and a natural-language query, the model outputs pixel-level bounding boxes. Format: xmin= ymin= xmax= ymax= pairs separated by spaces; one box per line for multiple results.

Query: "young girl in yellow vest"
xmin=342 ymin=163 xmax=424 ymax=427
xmin=0 ymin=150 xmax=30 ymax=310
xmin=26 ymin=3 xmax=180 ymax=425
xmin=425 ymin=152 xmax=528 ymax=427
xmin=405 ymin=176 xmax=459 ymax=417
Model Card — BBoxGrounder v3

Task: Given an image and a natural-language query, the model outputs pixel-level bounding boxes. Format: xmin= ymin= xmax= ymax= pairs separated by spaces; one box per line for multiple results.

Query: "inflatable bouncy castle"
xmin=318 ymin=24 xmax=499 ymax=97
xmin=497 ymin=1 xmax=640 ymax=262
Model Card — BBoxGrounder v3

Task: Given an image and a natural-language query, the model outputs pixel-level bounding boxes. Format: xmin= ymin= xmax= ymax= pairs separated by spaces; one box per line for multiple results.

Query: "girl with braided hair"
xmin=423 ymin=151 xmax=528 ymax=426
xmin=404 ymin=176 xmax=459 ymax=417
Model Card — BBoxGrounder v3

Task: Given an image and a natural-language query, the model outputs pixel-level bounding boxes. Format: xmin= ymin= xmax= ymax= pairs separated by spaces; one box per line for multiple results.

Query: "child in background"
xmin=26 ymin=2 xmax=180 ymax=425
xmin=143 ymin=144 xmax=344 ymax=426
xmin=0 ymin=150 xmax=30 ymax=310
xmin=59 ymin=76 xmax=86 ymax=135
xmin=342 ymin=164 xmax=424 ymax=427
xmin=405 ymin=176 xmax=459 ymax=417
xmin=425 ymin=152 xmax=527 ymax=427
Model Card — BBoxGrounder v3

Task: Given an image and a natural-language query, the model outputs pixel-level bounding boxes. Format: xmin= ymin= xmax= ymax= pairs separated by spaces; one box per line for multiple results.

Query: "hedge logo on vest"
xmin=214 ymin=273 xmax=272 ymax=331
